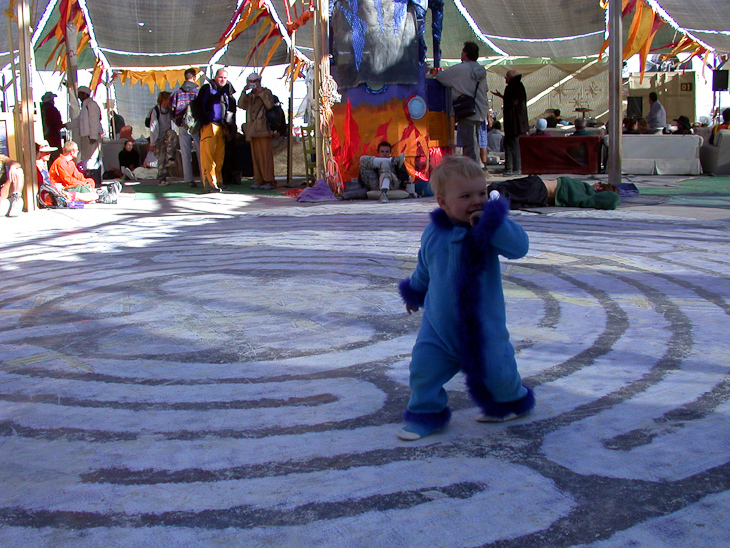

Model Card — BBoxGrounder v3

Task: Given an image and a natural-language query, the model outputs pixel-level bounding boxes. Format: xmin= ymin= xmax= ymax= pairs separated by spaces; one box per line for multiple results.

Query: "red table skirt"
xmin=519 ymin=135 xmax=603 ymax=175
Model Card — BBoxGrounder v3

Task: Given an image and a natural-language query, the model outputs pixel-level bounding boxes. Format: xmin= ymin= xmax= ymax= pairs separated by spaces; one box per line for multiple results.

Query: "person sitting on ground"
xmin=36 ymin=140 xmax=77 ymax=206
xmin=545 ymin=108 xmax=566 ymax=128
xmin=0 ymin=153 xmax=25 ymax=217
xmin=571 ymin=118 xmax=589 ymax=136
xmin=119 ymin=125 xmax=134 ymax=141
xmin=359 ymin=141 xmax=412 ymax=203
xmin=673 ymin=116 xmax=694 ymax=135
xmin=36 ymin=141 xmax=57 ymax=186
xmin=487 ymin=120 xmax=504 ymax=152
xmin=487 ymin=174 xmax=620 ymax=210
xmin=530 ymin=118 xmax=551 ymax=137
xmin=396 ymin=155 xmax=534 ymax=441
xmin=710 ymin=108 xmax=730 ymax=144
xmin=623 ymin=117 xmax=641 ymax=134
xmin=119 ymin=139 xmax=140 ymax=180
xmin=49 ymin=141 xmax=120 ymax=204
xmin=637 ymin=119 xmax=651 ymax=134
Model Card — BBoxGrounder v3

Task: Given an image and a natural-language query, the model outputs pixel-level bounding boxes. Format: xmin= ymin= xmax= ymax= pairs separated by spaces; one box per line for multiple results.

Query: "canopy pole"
xmin=608 ymin=0 xmax=622 ymax=186
xmin=287 ymin=32 xmax=296 ymax=185
xmin=15 ymin=0 xmax=37 ymax=212
xmin=6 ymin=15 xmax=19 ymax=105
xmin=312 ymin=0 xmax=323 ymax=180
xmin=66 ymin=21 xmax=80 ymax=120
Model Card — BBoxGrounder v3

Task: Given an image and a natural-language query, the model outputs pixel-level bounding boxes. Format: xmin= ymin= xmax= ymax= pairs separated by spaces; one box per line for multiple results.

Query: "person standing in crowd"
xmin=170 ymin=68 xmax=201 ymax=188
xmin=66 ymin=85 xmax=104 ymax=186
xmin=198 ymin=68 xmax=237 ymax=193
xmin=492 ymin=70 xmax=528 ymax=177
xmin=148 ymin=91 xmax=178 ymax=186
xmin=645 ymin=92 xmax=666 ymax=132
xmin=40 ymin=92 xmax=63 ymax=161
xmin=238 ymin=72 xmax=277 ymax=190
xmin=435 ymin=41 xmax=488 ymax=164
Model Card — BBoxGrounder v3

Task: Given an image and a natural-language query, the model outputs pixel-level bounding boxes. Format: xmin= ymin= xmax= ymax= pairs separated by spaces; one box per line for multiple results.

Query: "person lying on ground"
xmin=487 ymin=174 xmax=620 ymax=210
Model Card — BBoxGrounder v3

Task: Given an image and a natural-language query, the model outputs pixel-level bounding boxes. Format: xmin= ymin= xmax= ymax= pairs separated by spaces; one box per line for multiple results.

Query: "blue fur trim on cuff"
xmin=477 ymin=386 xmax=535 ymax=419
xmin=403 ymin=407 xmax=452 ymax=428
xmin=471 ymin=198 xmax=509 ymax=242
xmin=399 ymin=278 xmax=426 ymax=310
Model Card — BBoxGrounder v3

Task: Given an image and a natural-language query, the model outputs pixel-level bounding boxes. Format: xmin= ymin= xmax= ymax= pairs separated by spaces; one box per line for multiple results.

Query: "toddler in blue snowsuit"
xmin=397 ymin=156 xmax=535 ymax=440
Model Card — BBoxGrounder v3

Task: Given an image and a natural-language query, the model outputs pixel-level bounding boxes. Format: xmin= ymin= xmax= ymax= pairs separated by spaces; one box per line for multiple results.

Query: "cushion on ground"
xmin=620 ymin=134 xmax=703 ymax=175
xmin=700 ymin=130 xmax=730 ymax=175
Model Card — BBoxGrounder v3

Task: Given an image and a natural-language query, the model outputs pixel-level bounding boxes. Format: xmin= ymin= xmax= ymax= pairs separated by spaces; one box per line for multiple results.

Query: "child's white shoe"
xmin=396 ymin=422 xmax=444 ymax=441
xmin=475 ymin=411 xmax=524 ymax=422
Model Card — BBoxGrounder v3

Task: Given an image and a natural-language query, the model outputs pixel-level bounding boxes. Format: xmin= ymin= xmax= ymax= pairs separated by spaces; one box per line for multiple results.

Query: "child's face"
xmin=124 ymin=141 xmax=134 ymax=151
xmin=437 ymin=174 xmax=488 ymax=225
xmin=377 ymin=145 xmax=391 ymax=158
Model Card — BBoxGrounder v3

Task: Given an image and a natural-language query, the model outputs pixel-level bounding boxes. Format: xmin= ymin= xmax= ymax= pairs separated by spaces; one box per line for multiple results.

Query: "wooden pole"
xmin=16 ymin=0 xmax=38 ymax=212
xmin=319 ymin=0 xmax=330 ymax=182
xmin=287 ymin=32 xmax=296 ymax=185
xmin=312 ymin=0 xmax=322 ymax=180
xmin=608 ymin=0 xmax=622 ymax=186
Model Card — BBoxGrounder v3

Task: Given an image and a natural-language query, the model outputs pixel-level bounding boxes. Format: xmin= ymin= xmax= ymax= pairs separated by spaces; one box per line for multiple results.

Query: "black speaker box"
xmin=713 ymin=70 xmax=729 ymax=92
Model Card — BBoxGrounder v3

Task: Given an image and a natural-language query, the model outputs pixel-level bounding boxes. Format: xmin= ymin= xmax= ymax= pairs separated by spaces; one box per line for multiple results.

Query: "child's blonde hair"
xmin=429 ymin=156 xmax=486 ymax=197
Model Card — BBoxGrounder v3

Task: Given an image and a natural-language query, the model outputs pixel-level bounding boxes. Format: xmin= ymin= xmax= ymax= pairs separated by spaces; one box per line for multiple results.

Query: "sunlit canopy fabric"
xmin=0 ymin=0 xmax=727 ymax=72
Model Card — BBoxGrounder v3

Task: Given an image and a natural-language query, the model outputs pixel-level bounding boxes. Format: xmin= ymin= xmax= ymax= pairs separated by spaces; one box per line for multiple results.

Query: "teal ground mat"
xmin=129 ymin=180 xmax=282 ymax=200
xmin=636 ymin=176 xmax=730 ymax=208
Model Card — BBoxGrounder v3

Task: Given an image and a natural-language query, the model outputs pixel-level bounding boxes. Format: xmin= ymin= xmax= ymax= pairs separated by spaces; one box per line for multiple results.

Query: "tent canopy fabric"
xmin=0 ymin=0 xmax=727 ymax=73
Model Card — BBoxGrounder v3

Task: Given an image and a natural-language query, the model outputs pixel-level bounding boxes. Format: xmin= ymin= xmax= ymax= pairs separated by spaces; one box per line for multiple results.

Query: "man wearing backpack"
xmin=170 ymin=68 xmax=201 ymax=188
xmin=198 ymin=68 xmax=237 ymax=193
xmin=238 ymin=72 xmax=276 ymax=190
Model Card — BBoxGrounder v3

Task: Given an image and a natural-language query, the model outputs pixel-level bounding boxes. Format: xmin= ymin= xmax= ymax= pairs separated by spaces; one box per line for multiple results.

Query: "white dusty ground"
xmin=1 ymin=189 xmax=729 ymax=547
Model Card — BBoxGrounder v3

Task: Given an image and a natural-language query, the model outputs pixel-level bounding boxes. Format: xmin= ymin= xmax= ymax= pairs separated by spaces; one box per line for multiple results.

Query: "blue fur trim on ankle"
xmin=477 ymin=386 xmax=535 ymax=419
xmin=403 ymin=407 xmax=452 ymax=428
xmin=399 ymin=278 xmax=426 ymax=310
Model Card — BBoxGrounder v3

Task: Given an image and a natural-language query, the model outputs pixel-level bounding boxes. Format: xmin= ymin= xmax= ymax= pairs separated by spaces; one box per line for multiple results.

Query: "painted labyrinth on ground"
xmin=0 ymin=208 xmax=729 ymax=547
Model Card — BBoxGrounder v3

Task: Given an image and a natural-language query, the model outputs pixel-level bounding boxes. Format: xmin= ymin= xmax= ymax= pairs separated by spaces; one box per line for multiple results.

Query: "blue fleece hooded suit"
xmin=399 ymin=199 xmax=535 ymax=429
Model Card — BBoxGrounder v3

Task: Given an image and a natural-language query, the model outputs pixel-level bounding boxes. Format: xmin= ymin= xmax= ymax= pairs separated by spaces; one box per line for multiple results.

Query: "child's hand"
xmin=406 ymin=305 xmax=419 ymax=315
xmin=469 ymin=210 xmax=483 ymax=226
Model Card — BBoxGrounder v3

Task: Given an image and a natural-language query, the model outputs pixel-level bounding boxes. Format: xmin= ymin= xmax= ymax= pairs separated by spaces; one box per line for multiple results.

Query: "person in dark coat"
xmin=492 ymin=70 xmax=528 ymax=176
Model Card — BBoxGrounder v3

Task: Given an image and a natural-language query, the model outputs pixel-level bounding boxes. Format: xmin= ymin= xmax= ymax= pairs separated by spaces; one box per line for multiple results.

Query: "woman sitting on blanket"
xmin=488 ymin=175 xmax=620 ymax=210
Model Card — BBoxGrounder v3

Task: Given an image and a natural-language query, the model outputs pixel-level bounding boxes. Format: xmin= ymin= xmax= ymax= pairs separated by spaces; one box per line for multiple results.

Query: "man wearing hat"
xmin=66 ymin=85 xmax=104 ymax=186
xmin=40 ymin=91 xmax=63 ymax=161
xmin=238 ymin=72 xmax=276 ymax=189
